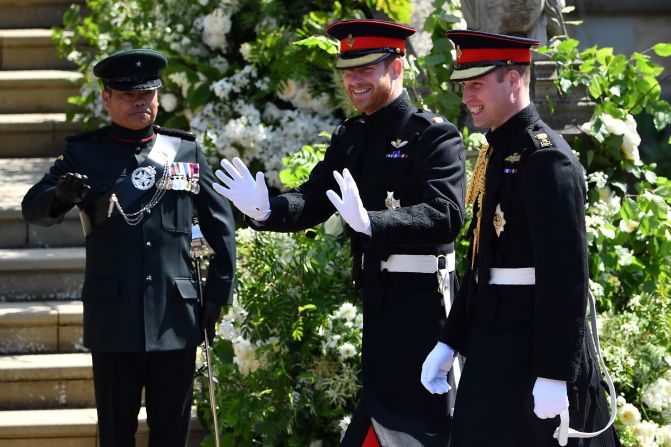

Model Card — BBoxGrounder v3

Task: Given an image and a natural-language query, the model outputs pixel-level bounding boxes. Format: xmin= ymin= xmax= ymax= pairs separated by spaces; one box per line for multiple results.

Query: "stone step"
xmin=0 ymin=0 xmax=85 ymax=29
xmin=0 ymin=353 xmax=92 ymax=409
xmin=0 ymin=158 xmax=83 ymax=249
xmin=0 ymin=114 xmax=81 ymax=158
xmin=0 ymin=407 xmax=206 ymax=446
xmin=0 ymin=29 xmax=74 ymax=70
xmin=0 ymin=301 xmax=82 ymax=354
xmin=0 ymin=70 xmax=81 ymax=114
xmin=0 ymin=247 xmax=84 ymax=301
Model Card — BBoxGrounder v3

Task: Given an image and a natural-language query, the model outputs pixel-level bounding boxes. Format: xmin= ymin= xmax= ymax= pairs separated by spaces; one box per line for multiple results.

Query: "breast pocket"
xmin=161 ymin=190 xmax=192 ymax=233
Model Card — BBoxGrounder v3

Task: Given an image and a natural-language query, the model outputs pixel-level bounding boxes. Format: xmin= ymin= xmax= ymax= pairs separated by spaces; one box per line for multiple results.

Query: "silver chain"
xmin=110 ymin=155 xmax=170 ymax=226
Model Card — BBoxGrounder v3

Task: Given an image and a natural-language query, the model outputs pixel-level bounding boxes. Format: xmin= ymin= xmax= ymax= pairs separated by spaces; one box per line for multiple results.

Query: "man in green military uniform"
xmin=420 ymin=31 xmax=621 ymax=446
xmin=213 ymin=20 xmax=465 ymax=447
xmin=22 ymin=49 xmax=236 ymax=447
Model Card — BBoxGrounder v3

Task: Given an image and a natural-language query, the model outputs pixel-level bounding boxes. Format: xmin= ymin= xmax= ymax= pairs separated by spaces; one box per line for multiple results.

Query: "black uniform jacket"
xmin=254 ymin=92 xmax=466 ymax=439
xmin=22 ymin=124 xmax=236 ymax=352
xmin=440 ymin=105 xmax=620 ymax=446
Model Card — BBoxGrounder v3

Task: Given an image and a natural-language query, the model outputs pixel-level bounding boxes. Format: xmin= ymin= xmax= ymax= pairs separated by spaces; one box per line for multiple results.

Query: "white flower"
xmin=617 ymin=402 xmax=641 ymax=426
xmin=202 ymin=9 xmax=232 ymax=51
xmin=336 ymin=303 xmax=358 ymax=322
xmin=634 ymin=420 xmax=658 ymax=445
xmin=159 ymin=93 xmax=178 ymax=112
xmin=168 ymin=72 xmax=190 ymax=98
xmin=240 ymin=42 xmax=253 ymax=61
xmin=308 ymin=441 xmax=323 ymax=447
xmin=293 ymin=87 xmax=314 ymax=110
xmin=338 ymin=342 xmax=357 ymax=359
xmin=600 ymin=113 xmax=641 ymax=163
xmin=598 ymin=187 xmax=621 ymax=215
xmin=232 ymin=337 xmax=262 ymax=375
xmin=338 ymin=415 xmax=351 ymax=436
xmin=324 ymin=214 xmax=344 ymax=236
xmin=198 ymin=0 xmax=208 ymax=4
xmin=643 ymin=378 xmax=671 ymax=411
xmin=658 ymin=425 xmax=671 ymax=446
xmin=589 ymin=279 xmax=604 ymax=299
xmin=619 ymin=219 xmax=639 ymax=233
xmin=278 ymin=79 xmax=299 ymax=102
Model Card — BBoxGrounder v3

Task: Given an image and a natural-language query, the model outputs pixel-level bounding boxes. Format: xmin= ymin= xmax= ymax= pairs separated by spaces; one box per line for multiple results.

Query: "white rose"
xmin=202 ymin=9 xmax=232 ymax=51
xmin=601 ymin=113 xmax=641 ymax=163
xmin=240 ymin=42 xmax=253 ymax=61
xmin=278 ymin=79 xmax=298 ymax=102
xmin=159 ymin=93 xmax=178 ymax=112
xmin=337 ymin=302 xmax=358 ymax=321
xmin=338 ymin=342 xmax=357 ymax=359
xmin=598 ymin=187 xmax=621 ymax=215
xmin=292 ymin=87 xmax=313 ymax=110
xmin=658 ymin=425 xmax=671 ymax=446
xmin=324 ymin=213 xmax=344 ymax=236
xmin=634 ymin=420 xmax=658 ymax=443
xmin=617 ymin=402 xmax=641 ymax=426
xmin=619 ymin=219 xmax=639 ymax=233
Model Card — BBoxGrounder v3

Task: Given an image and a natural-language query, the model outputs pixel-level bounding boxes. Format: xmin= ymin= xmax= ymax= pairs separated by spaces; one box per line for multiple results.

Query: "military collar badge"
xmin=385 ymin=191 xmax=400 ymax=210
xmin=493 ymin=203 xmax=506 ymax=237
xmin=535 ymin=132 xmax=553 ymax=148
xmin=431 ymin=116 xmax=444 ymax=124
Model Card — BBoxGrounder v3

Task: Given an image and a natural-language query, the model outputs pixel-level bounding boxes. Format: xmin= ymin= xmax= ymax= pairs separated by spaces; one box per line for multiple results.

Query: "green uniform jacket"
xmin=22 ymin=124 xmax=236 ymax=352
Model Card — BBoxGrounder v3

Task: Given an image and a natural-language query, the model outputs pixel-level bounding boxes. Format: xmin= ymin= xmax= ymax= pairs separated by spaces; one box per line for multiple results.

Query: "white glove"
xmin=326 ymin=168 xmax=371 ymax=236
xmin=213 ymin=157 xmax=270 ymax=221
xmin=420 ymin=342 xmax=455 ymax=394
xmin=532 ymin=377 xmax=569 ymax=419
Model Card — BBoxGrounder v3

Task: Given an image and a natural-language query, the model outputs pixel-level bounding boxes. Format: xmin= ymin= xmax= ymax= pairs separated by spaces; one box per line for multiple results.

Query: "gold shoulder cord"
xmin=466 ymin=143 xmax=492 ymax=269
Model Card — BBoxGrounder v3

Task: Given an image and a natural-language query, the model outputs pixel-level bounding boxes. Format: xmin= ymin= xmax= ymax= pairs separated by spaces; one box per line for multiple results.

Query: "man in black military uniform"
xmin=420 ymin=31 xmax=621 ymax=446
xmin=212 ymin=19 xmax=465 ymax=447
xmin=22 ymin=49 xmax=236 ymax=447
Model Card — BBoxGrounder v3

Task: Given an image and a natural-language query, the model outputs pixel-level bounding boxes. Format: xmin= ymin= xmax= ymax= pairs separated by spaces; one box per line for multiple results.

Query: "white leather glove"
xmin=532 ymin=377 xmax=569 ymax=419
xmin=326 ymin=168 xmax=372 ymax=236
xmin=213 ymin=157 xmax=270 ymax=221
xmin=420 ymin=342 xmax=455 ymax=394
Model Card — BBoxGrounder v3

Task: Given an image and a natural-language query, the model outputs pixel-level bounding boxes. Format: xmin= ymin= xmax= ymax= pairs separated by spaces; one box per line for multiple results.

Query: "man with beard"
xmin=22 ymin=49 xmax=236 ymax=447
xmin=212 ymin=19 xmax=465 ymax=447
xmin=420 ymin=30 xmax=621 ymax=447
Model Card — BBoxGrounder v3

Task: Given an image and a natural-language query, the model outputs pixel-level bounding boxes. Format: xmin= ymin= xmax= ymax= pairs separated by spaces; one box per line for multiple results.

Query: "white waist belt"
xmin=488 ymin=267 xmax=536 ymax=285
xmin=380 ymin=253 xmax=456 ymax=274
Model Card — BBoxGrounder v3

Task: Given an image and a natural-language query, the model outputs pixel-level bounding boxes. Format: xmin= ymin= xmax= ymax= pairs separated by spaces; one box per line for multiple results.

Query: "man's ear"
xmin=391 ymin=57 xmax=403 ymax=79
xmin=101 ymin=89 xmax=111 ymax=107
xmin=507 ymin=68 xmax=522 ymax=90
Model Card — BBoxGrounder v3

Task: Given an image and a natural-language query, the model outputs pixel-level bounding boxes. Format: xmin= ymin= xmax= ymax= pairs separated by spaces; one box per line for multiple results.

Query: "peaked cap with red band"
xmin=326 ymin=19 xmax=415 ymax=69
xmin=446 ymin=30 xmax=540 ymax=81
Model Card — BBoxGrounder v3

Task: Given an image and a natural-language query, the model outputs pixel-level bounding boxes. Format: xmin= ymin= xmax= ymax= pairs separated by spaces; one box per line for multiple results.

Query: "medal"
xmin=131 ymin=166 xmax=157 ymax=190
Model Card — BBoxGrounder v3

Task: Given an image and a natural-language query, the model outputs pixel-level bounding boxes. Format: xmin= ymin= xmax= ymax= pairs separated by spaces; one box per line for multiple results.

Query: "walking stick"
xmin=191 ymin=219 xmax=221 ymax=447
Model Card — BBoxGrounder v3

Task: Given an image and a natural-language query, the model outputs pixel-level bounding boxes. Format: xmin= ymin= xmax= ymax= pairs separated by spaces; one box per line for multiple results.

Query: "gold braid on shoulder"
xmin=466 ymin=142 xmax=492 ymax=268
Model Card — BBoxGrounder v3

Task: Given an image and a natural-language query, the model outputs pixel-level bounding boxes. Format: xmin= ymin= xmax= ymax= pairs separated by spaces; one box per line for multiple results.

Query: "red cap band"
xmin=339 ymin=36 xmax=405 ymax=53
xmin=457 ymin=48 xmax=531 ymax=64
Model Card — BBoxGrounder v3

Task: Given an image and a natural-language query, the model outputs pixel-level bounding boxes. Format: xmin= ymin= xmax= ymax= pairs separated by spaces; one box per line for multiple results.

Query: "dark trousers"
xmin=91 ymin=348 xmax=197 ymax=447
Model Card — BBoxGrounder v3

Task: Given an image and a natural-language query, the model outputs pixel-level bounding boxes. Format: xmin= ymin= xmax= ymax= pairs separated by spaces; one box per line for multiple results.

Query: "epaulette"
xmin=65 ymin=127 xmax=108 ymax=143
xmin=154 ymin=125 xmax=196 ymax=141
xmin=527 ymin=126 xmax=556 ymax=150
xmin=412 ymin=108 xmax=448 ymax=126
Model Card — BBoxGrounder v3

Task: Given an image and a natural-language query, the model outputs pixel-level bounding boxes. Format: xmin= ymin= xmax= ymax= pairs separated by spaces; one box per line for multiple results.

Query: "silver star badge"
xmin=385 ymin=191 xmax=400 ymax=210
xmin=493 ymin=203 xmax=506 ymax=237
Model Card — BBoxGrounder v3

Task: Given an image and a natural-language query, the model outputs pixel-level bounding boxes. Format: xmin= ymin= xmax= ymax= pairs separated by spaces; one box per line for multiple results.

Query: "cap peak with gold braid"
xmin=446 ymin=30 xmax=540 ymax=82
xmin=326 ymin=19 xmax=415 ymax=70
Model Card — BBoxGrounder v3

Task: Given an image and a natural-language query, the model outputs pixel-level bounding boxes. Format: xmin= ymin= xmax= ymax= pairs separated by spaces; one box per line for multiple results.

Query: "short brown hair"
xmin=495 ymin=65 xmax=530 ymax=85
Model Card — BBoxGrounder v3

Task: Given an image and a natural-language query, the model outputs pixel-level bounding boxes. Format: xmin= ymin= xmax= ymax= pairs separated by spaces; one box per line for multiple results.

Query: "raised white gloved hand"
xmin=420 ymin=342 xmax=455 ymax=394
xmin=213 ymin=157 xmax=270 ymax=221
xmin=532 ymin=377 xmax=569 ymax=419
xmin=326 ymin=168 xmax=371 ymax=236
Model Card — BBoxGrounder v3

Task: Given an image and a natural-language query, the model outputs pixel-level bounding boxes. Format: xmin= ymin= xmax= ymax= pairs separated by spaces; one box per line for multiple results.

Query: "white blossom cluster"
xmin=617 ymin=396 xmax=671 ymax=446
xmin=190 ymin=99 xmax=337 ymax=189
xmin=277 ymin=79 xmax=332 ymax=116
xmin=581 ymin=113 xmax=642 ymax=164
xmin=319 ymin=302 xmax=363 ymax=361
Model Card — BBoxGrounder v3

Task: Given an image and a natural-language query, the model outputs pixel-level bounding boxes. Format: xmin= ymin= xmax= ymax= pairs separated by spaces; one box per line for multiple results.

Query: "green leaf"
xmin=653 ymin=43 xmax=671 ymax=57
xmin=293 ymin=36 xmax=338 ymax=55
xmin=562 ymin=5 xmax=576 ymax=13
xmin=187 ymin=82 xmax=213 ymax=110
xmin=600 ymin=224 xmax=616 ymax=239
xmin=645 ymin=170 xmax=659 ymax=184
xmin=557 ymin=38 xmax=580 ymax=53
xmin=596 ymin=47 xmax=613 ymax=65
xmin=559 ymin=78 xmax=573 ymax=93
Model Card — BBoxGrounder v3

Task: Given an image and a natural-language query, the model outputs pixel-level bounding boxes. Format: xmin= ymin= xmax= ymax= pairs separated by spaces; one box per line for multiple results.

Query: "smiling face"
xmin=461 ymin=67 xmax=528 ymax=131
xmin=102 ymin=88 xmax=158 ymax=130
xmin=342 ymin=57 xmax=402 ymax=115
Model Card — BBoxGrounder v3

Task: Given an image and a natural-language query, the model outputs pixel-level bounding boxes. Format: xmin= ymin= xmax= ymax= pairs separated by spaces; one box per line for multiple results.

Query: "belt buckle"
xmin=436 ymin=254 xmax=447 ymax=271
